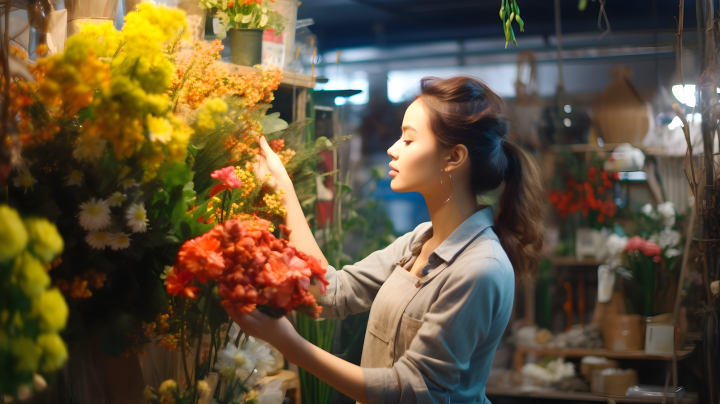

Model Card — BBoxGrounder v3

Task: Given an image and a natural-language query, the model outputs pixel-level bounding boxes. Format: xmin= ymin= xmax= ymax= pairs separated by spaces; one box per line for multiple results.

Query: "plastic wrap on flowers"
xmin=167 ymin=218 xmax=329 ymax=319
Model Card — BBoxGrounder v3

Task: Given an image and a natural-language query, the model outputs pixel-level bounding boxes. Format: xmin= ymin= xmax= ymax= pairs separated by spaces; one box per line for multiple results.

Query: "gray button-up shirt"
xmin=318 ymin=207 xmax=515 ymax=403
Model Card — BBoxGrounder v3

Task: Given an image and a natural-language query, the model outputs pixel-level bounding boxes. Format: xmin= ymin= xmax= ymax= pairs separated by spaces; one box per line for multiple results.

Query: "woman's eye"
xmin=404 ymin=141 xmax=412 ymax=145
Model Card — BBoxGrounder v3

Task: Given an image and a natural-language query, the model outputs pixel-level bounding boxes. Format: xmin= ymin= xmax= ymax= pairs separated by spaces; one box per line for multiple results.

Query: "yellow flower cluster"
xmin=234 ymin=167 xmax=256 ymax=197
xmin=263 ymin=190 xmax=287 ymax=217
xmin=31 ymin=34 xmax=111 ymax=118
xmin=0 ymin=206 xmax=68 ymax=389
xmin=75 ymin=4 xmax=193 ymax=176
xmin=278 ymin=148 xmax=296 ymax=166
xmin=195 ymin=97 xmax=229 ymax=131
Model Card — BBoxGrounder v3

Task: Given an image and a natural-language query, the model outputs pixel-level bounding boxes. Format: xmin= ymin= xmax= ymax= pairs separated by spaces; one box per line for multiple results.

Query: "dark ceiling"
xmin=297 ymin=0 xmax=703 ymax=52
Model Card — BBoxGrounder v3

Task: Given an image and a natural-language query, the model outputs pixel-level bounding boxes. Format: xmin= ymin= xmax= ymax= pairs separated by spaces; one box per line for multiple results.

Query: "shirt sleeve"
xmin=362 ymin=257 xmax=511 ymax=404
xmin=317 ymin=223 xmax=431 ymax=320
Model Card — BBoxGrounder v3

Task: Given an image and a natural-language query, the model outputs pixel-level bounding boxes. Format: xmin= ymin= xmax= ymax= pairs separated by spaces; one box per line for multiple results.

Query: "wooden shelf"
xmin=545 ymin=256 xmax=603 ymax=266
xmin=486 ymin=387 xmax=698 ymax=403
xmin=545 ymin=143 xmax=665 ymax=155
xmin=513 ymin=345 xmax=695 ymax=372
xmin=216 ymin=62 xmax=316 ymax=88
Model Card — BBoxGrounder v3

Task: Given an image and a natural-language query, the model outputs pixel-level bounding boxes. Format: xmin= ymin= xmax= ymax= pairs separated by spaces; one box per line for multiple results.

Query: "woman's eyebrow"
xmin=401 ymin=125 xmax=416 ymax=132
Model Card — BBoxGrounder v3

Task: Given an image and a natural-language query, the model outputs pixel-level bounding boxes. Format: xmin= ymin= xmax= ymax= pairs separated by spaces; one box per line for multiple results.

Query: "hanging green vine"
xmin=500 ymin=0 xmax=524 ymax=48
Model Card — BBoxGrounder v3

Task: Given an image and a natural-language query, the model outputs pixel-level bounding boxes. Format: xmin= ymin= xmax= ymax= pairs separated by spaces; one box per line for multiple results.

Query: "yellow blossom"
xmin=263 ymin=190 xmax=287 ymax=217
xmin=10 ymin=337 xmax=42 ymax=372
xmin=0 ymin=205 xmax=28 ymax=261
xmin=35 ymin=288 xmax=69 ymax=332
xmin=36 ymin=333 xmax=68 ymax=372
xmin=13 ymin=252 xmax=50 ymax=299
xmin=195 ymin=98 xmax=228 ymax=131
xmin=24 ymin=217 xmax=64 ymax=263
xmin=158 ymin=379 xmax=178 ymax=395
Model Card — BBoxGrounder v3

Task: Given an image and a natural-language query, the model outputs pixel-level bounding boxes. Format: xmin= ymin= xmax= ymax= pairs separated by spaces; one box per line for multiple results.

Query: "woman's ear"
xmin=445 ymin=144 xmax=469 ymax=173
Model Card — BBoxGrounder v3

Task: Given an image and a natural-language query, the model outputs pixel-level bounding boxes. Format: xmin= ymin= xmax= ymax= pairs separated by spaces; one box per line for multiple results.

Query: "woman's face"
xmin=387 ymin=99 xmax=445 ymax=194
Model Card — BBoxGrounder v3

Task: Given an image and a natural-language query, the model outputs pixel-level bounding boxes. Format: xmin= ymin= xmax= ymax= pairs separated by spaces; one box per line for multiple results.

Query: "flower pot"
xmin=602 ymin=314 xmax=646 ymax=351
xmin=229 ymin=28 xmax=264 ymax=67
xmin=65 ymin=0 xmax=119 ymax=37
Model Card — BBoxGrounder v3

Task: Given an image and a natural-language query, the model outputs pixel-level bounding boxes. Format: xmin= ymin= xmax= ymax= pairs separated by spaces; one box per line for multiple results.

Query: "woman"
xmin=229 ymin=76 xmax=545 ymax=403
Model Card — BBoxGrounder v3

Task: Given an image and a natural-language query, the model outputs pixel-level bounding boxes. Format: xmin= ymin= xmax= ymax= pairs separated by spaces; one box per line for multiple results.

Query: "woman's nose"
xmin=387 ymin=139 xmax=400 ymax=159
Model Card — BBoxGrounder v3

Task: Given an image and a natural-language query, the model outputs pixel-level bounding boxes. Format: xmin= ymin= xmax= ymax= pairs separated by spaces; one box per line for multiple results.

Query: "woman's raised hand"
xmin=253 ymin=136 xmax=290 ymax=190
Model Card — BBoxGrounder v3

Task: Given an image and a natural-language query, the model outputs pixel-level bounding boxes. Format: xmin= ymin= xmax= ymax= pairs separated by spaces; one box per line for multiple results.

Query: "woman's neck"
xmin=423 ymin=184 xmax=479 ymax=245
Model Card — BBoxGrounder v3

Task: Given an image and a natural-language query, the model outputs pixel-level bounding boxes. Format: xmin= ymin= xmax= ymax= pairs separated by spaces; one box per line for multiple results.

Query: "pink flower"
xmin=210 ymin=166 xmax=242 ymax=197
xmin=641 ymin=241 xmax=662 ymax=257
xmin=625 ymin=236 xmax=646 ymax=252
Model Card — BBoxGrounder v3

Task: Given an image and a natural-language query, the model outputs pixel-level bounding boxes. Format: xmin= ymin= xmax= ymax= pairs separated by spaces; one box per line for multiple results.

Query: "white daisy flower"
xmin=119 ymin=178 xmax=137 ymax=190
xmin=242 ymin=14 xmax=252 ymax=24
xmin=78 ymin=198 xmax=111 ymax=231
xmin=85 ymin=231 xmax=110 ymax=249
xmin=259 ymin=14 xmax=268 ymax=27
xmin=64 ymin=170 xmax=84 ymax=187
xmin=73 ymin=134 xmax=107 ymax=163
xmin=666 ymin=248 xmax=681 ymax=258
xmin=108 ymin=191 xmax=126 ymax=208
xmin=108 ymin=232 xmax=131 ymax=250
xmin=215 ymin=343 xmax=245 ymax=379
xmin=13 ymin=172 xmax=37 ymax=191
xmin=125 ymin=203 xmax=149 ymax=233
xmin=255 ymin=379 xmax=284 ymax=404
xmin=657 ymin=201 xmax=676 ymax=228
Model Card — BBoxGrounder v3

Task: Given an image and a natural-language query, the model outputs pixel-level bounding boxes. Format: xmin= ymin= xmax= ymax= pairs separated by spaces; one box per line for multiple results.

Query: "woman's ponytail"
xmin=496 ymin=141 xmax=546 ymax=283
xmin=419 ymin=76 xmax=546 ymax=284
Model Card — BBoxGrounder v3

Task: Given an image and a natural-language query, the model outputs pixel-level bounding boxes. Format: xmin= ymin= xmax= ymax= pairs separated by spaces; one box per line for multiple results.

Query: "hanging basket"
xmin=593 ymin=66 xmax=649 ymax=146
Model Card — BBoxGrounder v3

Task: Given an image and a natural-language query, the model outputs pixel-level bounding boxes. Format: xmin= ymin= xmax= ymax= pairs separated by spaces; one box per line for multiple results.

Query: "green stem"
xmin=192 ymin=286 xmax=213 ymax=403
xmin=223 ymin=320 xmax=234 ymax=349
xmin=180 ymin=301 xmax=192 ymax=392
xmin=234 ymin=329 xmax=244 ymax=347
xmin=220 ymin=189 xmax=228 ymax=225
xmin=224 ymin=189 xmax=234 ymax=223
xmin=172 ymin=57 xmax=196 ymax=113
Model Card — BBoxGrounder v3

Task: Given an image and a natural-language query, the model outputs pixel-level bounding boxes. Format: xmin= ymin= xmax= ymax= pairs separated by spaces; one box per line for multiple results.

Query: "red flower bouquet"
xmin=167 ymin=218 xmax=329 ymax=319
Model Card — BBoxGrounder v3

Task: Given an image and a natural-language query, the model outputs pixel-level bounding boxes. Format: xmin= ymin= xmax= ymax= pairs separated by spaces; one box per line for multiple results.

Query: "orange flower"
xmin=165 ymin=270 xmax=201 ymax=299
xmin=70 ymin=277 xmax=92 ymax=299
xmin=177 ymin=233 xmax=224 ymax=283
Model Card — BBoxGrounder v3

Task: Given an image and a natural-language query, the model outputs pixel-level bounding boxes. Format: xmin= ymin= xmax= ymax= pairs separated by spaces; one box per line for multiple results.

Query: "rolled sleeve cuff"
xmin=363 ymin=367 xmax=401 ymax=404
xmin=317 ymin=265 xmax=341 ymax=318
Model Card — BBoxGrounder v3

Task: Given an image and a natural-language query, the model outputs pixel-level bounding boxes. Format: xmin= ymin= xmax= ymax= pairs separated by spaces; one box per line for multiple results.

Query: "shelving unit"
xmin=512 ymin=345 xmax=696 ymax=372
xmin=486 ymin=387 xmax=698 ymax=403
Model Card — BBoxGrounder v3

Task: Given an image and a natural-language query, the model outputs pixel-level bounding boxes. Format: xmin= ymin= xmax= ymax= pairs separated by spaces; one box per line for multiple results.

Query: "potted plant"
xmin=200 ymin=0 xmax=287 ymax=66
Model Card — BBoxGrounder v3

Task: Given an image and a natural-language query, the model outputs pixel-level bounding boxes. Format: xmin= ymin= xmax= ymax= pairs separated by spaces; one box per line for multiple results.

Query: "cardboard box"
xmin=580 ymin=358 xmax=619 ymax=381
xmin=591 ymin=369 xmax=638 ymax=396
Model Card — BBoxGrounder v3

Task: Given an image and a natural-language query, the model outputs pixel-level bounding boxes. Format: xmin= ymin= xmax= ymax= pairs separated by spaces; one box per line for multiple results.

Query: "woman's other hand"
xmin=253 ymin=136 xmax=291 ymax=190
xmin=226 ymin=306 xmax=297 ymax=348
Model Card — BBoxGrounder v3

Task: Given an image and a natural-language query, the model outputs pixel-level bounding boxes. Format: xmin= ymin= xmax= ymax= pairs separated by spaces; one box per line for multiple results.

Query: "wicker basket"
xmin=593 ymin=66 xmax=649 ymax=146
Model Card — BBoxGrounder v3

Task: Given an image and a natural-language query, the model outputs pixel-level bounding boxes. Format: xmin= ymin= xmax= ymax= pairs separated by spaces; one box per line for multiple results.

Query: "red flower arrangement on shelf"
xmin=625 ymin=235 xmax=662 ymax=263
xmin=548 ymin=166 xmax=617 ymax=224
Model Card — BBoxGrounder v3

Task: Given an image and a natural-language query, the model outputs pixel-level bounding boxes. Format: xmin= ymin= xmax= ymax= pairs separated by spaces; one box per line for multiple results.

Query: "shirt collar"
xmin=431 ymin=206 xmax=495 ymax=264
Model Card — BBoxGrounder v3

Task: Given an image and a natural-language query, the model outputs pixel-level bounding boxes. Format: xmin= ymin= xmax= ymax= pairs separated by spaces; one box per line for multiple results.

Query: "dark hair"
xmin=415 ymin=75 xmax=545 ymax=283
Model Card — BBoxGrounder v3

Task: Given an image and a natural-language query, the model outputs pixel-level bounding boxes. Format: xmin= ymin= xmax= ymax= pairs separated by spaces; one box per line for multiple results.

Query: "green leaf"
xmin=259 ymin=112 xmax=289 ymax=135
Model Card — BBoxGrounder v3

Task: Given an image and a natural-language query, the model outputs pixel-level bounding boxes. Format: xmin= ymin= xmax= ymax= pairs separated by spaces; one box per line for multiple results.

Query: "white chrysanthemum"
xmin=241 ymin=337 xmax=277 ymax=377
xmin=64 ymin=170 xmax=84 ymax=187
xmin=119 ymin=178 xmax=137 ymax=191
xmin=215 ymin=343 xmax=245 ymax=380
xmin=13 ymin=172 xmax=36 ymax=190
xmin=666 ymin=248 xmax=681 ymax=258
xmin=657 ymin=201 xmax=676 ymax=228
xmin=73 ymin=134 xmax=107 ymax=163
xmin=640 ymin=203 xmax=658 ymax=219
xmin=108 ymin=232 xmax=131 ymax=250
xmin=606 ymin=234 xmax=628 ymax=256
xmin=108 ymin=191 xmax=126 ymax=208
xmin=259 ymin=14 xmax=268 ymax=27
xmin=78 ymin=198 xmax=111 ymax=231
xmin=126 ymin=203 xmax=148 ymax=233
xmin=85 ymin=231 xmax=109 ymax=249
xmin=650 ymin=228 xmax=680 ymax=249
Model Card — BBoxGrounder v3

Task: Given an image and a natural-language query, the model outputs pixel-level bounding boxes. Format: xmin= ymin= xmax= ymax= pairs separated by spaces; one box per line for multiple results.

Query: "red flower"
xmin=227 ymin=1 xmax=234 ymax=7
xmin=177 ymin=233 xmax=225 ymax=283
xmin=245 ymin=0 xmax=254 ymax=4
xmin=210 ymin=166 xmax=243 ymax=197
xmin=641 ymin=241 xmax=662 ymax=257
xmin=625 ymin=236 xmax=646 ymax=252
xmin=165 ymin=270 xmax=201 ymax=299
xmin=256 ymin=0 xmax=262 ymax=4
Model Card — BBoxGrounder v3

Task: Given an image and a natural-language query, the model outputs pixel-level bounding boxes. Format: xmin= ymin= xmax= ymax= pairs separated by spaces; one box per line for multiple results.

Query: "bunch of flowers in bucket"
xmin=549 ymin=165 xmax=617 ymax=226
xmin=200 ymin=0 xmax=287 ymax=40
xmin=604 ymin=202 xmax=683 ymax=317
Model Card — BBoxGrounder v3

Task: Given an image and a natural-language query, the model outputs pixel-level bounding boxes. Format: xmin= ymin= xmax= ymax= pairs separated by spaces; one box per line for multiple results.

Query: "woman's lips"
xmin=389 ymin=169 xmax=398 ymax=177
